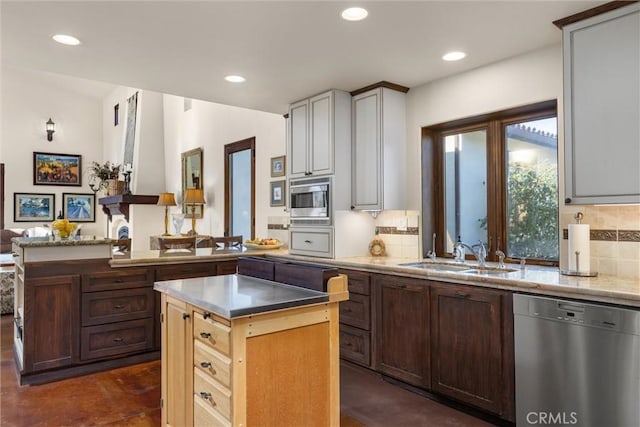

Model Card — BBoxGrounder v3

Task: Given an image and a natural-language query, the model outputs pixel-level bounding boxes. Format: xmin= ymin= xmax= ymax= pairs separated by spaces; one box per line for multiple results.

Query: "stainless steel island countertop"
xmin=153 ymin=273 xmax=329 ymax=318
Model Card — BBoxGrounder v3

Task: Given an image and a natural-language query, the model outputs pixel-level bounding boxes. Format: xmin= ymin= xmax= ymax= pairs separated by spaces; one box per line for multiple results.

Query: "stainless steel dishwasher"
xmin=514 ymin=294 xmax=640 ymax=427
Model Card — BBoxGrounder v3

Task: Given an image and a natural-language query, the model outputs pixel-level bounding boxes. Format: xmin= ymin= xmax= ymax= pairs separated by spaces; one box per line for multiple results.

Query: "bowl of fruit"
xmin=51 ymin=218 xmax=78 ymax=239
xmin=244 ymin=238 xmax=282 ymax=250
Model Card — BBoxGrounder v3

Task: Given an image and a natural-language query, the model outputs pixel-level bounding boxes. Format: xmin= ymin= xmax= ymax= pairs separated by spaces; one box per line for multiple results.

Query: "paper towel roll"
xmin=568 ymin=223 xmax=590 ymax=273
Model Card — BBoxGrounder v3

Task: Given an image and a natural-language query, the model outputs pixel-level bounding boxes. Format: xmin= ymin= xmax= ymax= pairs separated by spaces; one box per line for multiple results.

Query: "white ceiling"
xmin=1 ymin=0 xmax=603 ymax=114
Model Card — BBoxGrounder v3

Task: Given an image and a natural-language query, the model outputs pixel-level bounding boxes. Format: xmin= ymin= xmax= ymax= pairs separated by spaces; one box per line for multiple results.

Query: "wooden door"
xmin=430 ymin=284 xmax=514 ymax=419
xmin=375 ymin=274 xmax=430 ymax=387
xmin=23 ymin=275 xmax=80 ymax=373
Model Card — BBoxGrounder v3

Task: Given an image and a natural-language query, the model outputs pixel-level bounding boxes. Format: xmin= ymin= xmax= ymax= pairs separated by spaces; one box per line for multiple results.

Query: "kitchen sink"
xmin=399 ymin=261 xmax=517 ymax=275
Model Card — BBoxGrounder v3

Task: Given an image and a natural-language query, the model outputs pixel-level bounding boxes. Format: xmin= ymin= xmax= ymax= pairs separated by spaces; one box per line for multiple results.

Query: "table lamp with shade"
xmin=184 ymin=188 xmax=205 ymax=236
xmin=157 ymin=193 xmax=177 ymax=236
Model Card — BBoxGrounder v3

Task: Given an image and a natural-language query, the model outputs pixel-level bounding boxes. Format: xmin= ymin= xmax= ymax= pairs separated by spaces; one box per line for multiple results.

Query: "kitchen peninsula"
xmin=11 ymin=236 xmax=272 ymax=385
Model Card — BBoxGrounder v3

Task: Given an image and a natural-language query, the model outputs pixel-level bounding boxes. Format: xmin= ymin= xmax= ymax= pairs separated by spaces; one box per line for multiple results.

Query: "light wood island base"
xmin=160 ymin=274 xmax=348 ymax=426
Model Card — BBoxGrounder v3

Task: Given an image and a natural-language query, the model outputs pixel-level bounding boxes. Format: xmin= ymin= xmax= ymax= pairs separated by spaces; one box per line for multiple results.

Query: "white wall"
xmin=162 ymin=95 xmax=286 ymax=240
xmin=405 ymin=44 xmax=564 ymax=211
xmin=1 ymin=66 xmax=106 ymax=236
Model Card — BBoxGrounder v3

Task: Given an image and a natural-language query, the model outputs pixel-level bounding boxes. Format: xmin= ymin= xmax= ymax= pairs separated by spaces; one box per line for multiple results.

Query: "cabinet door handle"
xmin=199 ymin=392 xmax=212 ymax=401
xmin=113 ymin=337 xmax=123 ymax=343
xmin=11 ymin=252 xmax=19 ymax=257
xmin=200 ymin=332 xmax=212 ymax=339
xmin=304 ymin=240 xmax=312 ymax=244
xmin=200 ymin=361 xmax=211 ymax=368
xmin=203 ymin=311 xmax=211 ymax=320
xmin=114 ymin=279 xmax=124 ymax=283
xmin=182 ymin=313 xmax=190 ymax=320
xmin=113 ymin=304 xmax=125 ymax=309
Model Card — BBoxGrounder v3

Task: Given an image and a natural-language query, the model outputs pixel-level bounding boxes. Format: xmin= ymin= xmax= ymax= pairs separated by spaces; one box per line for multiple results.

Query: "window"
xmin=422 ymin=100 xmax=558 ymax=265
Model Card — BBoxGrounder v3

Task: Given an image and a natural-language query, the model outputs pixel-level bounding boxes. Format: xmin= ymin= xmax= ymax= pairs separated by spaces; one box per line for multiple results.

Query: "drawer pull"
xmin=455 ymin=291 xmax=469 ymax=298
xmin=113 ymin=304 xmax=125 ymax=309
xmin=201 ymin=362 xmax=217 ymax=374
xmin=113 ymin=337 xmax=123 ymax=343
xmin=114 ymin=279 xmax=124 ymax=283
xmin=199 ymin=392 xmax=214 ymax=404
xmin=343 ymin=307 xmax=352 ymax=312
xmin=200 ymin=332 xmax=212 ymax=339
xmin=304 ymin=240 xmax=312 ymax=244
xmin=182 ymin=313 xmax=190 ymax=320
xmin=11 ymin=252 xmax=19 ymax=257
xmin=203 ymin=311 xmax=212 ymax=319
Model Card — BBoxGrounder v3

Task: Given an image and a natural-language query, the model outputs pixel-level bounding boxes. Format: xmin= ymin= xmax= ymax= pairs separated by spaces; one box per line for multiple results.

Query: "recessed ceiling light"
xmin=341 ymin=7 xmax=368 ymax=21
xmin=225 ymin=75 xmax=246 ymax=83
xmin=442 ymin=51 xmax=466 ymax=61
xmin=52 ymin=34 xmax=81 ymax=46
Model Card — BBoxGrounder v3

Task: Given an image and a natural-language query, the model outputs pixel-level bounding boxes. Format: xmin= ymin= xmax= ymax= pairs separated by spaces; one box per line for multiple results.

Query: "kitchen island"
xmin=155 ymin=272 xmax=348 ymax=426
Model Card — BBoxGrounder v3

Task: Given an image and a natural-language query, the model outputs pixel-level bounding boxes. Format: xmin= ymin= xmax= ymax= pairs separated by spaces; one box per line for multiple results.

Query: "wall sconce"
xmin=46 ymin=118 xmax=55 ymax=141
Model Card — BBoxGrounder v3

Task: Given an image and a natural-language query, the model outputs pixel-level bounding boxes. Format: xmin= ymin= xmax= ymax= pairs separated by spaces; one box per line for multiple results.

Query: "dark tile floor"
xmin=1 ymin=315 xmax=491 ymax=426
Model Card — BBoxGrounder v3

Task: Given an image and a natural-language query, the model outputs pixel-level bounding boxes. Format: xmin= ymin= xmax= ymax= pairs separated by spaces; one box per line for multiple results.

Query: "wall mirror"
xmin=181 ymin=147 xmax=203 ymax=218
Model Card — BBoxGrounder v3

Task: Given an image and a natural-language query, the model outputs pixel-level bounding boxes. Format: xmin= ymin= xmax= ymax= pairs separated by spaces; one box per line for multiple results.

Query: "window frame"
xmin=422 ymin=100 xmax=558 ymax=266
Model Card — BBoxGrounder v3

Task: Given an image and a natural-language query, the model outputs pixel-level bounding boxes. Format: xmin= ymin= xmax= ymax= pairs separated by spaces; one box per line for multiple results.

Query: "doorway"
xmin=224 ymin=138 xmax=255 ymax=241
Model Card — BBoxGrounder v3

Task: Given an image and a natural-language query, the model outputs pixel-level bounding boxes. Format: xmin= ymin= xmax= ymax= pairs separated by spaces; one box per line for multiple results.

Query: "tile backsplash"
xmin=374 ymin=210 xmax=421 ymax=259
xmin=560 ymin=205 xmax=640 ymax=279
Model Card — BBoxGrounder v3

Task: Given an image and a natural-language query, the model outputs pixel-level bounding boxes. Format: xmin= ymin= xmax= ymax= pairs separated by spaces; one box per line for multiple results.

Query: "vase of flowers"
xmin=88 ymin=161 xmax=122 ymax=195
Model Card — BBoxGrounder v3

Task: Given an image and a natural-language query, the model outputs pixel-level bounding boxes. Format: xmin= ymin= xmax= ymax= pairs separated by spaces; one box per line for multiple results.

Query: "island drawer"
xmin=194 ymin=339 xmax=232 ymax=388
xmin=82 ymin=268 xmax=153 ymax=292
xmin=193 ymin=312 xmax=231 ymax=356
xmin=216 ymin=260 xmax=238 ymax=276
xmin=81 ymin=318 xmax=153 ymax=360
xmin=339 ymin=293 xmax=370 ymax=330
xmin=339 ymin=324 xmax=371 ymax=367
xmin=194 ymin=394 xmax=231 ymax=427
xmin=81 ymin=287 xmax=154 ymax=326
xmin=194 ymin=369 xmax=232 ymax=422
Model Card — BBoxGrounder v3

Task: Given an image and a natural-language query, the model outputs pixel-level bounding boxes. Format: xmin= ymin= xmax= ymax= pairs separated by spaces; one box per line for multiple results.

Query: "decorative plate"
xmin=368 ymin=238 xmax=386 ymax=257
xmin=244 ymin=242 xmax=282 ymax=250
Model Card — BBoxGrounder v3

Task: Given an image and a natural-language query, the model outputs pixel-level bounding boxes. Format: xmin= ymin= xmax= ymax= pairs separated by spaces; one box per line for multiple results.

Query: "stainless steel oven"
xmin=290 ymin=177 xmax=330 ymax=225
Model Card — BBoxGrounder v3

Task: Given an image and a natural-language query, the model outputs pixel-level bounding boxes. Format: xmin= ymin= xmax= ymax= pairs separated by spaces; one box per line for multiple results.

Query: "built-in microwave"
xmin=289 ymin=177 xmax=330 ymax=225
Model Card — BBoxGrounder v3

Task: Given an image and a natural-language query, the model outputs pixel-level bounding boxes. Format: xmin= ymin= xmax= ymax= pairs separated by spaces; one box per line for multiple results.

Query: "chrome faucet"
xmin=426 ymin=233 xmax=437 ymax=261
xmin=453 ymin=239 xmax=487 ymax=266
xmin=496 ymin=249 xmax=506 ymax=269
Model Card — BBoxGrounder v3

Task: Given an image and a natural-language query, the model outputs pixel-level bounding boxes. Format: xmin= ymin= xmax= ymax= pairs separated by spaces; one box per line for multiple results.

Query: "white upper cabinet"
xmin=562 ymin=3 xmax=640 ymax=204
xmin=288 ymin=90 xmax=351 ymax=179
xmin=352 ymin=87 xmax=407 ymax=211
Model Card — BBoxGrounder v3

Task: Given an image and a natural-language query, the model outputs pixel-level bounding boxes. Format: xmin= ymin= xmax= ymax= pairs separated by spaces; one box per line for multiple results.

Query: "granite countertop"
xmin=154 ymin=273 xmax=329 ymax=318
xmin=111 ymin=247 xmax=287 ymax=266
xmin=266 ymin=254 xmax=640 ymax=307
xmin=12 ymin=236 xmax=112 ymax=247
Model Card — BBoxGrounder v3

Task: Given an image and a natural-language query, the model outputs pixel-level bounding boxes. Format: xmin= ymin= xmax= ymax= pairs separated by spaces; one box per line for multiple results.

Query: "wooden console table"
xmin=149 ymin=235 xmax=213 ymax=250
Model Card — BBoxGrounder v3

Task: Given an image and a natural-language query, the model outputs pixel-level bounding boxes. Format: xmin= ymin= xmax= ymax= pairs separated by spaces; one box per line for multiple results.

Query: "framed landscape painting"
xmin=63 ymin=193 xmax=96 ymax=222
xmin=33 ymin=152 xmax=82 ymax=186
xmin=14 ymin=193 xmax=55 ymax=222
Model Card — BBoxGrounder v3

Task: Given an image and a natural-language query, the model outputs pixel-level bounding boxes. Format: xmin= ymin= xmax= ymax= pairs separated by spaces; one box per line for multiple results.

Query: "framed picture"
xmin=270 ymin=155 xmax=285 ymax=177
xmin=14 ymin=193 xmax=55 ymax=222
xmin=270 ymin=180 xmax=286 ymax=207
xmin=63 ymin=193 xmax=96 ymax=222
xmin=33 ymin=152 xmax=82 ymax=186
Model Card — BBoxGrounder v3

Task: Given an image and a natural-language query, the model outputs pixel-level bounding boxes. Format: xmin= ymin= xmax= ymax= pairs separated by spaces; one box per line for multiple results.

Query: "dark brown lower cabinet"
xmin=23 ymin=275 xmax=80 ymax=373
xmin=430 ymin=283 xmax=515 ymax=422
xmin=338 ymin=269 xmax=372 ymax=367
xmin=375 ymin=274 xmax=430 ymax=388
